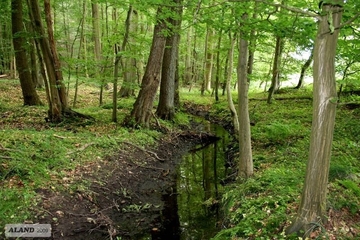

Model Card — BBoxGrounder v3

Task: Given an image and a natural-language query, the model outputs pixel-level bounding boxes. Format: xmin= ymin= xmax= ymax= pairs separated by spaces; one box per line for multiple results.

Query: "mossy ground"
xmin=1 ymin=80 xmax=359 ymax=239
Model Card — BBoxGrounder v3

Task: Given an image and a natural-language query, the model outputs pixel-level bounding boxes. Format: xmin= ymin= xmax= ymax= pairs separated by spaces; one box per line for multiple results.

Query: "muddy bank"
xmin=35 ymin=131 xmax=219 ymax=240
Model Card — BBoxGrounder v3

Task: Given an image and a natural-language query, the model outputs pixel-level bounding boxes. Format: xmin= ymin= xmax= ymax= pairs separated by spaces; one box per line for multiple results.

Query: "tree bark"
xmin=286 ymin=1 xmax=343 ymax=237
xmin=28 ymin=0 xmax=69 ymax=122
xmin=123 ymin=7 xmax=167 ymax=128
xmin=237 ymin=13 xmax=253 ymax=178
xmin=44 ymin=0 xmax=68 ymax=109
xmin=267 ymin=36 xmax=284 ymax=103
xmin=226 ymin=33 xmax=239 ymax=137
xmin=201 ymin=25 xmax=214 ymax=95
xmin=156 ymin=0 xmax=183 ymax=121
xmin=295 ymin=49 xmax=314 ymax=89
xmin=214 ymin=28 xmax=222 ymax=102
xmin=11 ymin=0 xmax=42 ymax=106
xmin=91 ymin=1 xmax=103 ymax=105
xmin=119 ymin=8 xmax=138 ymax=98
xmin=112 ymin=6 xmax=132 ymax=122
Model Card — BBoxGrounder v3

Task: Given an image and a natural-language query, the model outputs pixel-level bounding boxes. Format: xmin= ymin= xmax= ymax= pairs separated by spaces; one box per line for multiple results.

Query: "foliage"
xmin=205 ymin=91 xmax=360 ymax=239
xmin=0 ymin=80 xmax=161 ymax=228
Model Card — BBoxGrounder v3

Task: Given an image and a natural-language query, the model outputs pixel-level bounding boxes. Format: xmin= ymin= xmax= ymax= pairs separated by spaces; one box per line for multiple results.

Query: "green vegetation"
xmin=0 ymin=80 xmax=162 ymax=229
xmin=1 ymin=79 xmax=360 ymax=238
xmin=214 ymin=97 xmax=359 ymax=238
xmin=183 ymin=90 xmax=360 ymax=239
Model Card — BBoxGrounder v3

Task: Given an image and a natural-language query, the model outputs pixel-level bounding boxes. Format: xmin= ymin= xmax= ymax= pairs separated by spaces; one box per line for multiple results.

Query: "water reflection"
xmin=177 ymin=123 xmax=229 ymax=239
xmin=151 ymin=122 xmax=231 ymax=240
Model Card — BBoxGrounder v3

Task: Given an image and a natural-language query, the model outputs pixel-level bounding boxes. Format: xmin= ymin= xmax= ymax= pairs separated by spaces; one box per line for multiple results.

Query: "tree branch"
xmin=336 ymin=11 xmax=360 ymax=30
xmin=228 ymin=0 xmax=322 ymax=20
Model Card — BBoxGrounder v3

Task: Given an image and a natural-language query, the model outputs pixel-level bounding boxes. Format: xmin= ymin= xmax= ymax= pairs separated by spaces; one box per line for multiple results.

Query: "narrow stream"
xmin=152 ymin=121 xmax=232 ymax=240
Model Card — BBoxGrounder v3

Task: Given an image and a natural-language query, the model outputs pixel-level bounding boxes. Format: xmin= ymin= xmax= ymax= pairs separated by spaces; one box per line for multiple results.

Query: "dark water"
xmin=153 ymin=121 xmax=232 ymax=240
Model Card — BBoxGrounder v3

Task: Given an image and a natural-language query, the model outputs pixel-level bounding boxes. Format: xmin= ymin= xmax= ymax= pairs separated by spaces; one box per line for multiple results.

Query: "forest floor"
xmin=35 ymin=130 xmax=219 ymax=240
xmin=0 ymin=79 xmax=222 ymax=240
xmin=1 ymin=79 xmax=360 ymax=239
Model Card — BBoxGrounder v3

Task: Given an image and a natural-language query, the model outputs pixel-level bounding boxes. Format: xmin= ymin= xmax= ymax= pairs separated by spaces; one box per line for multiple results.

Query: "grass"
xmin=206 ymin=91 xmax=359 ymax=239
xmin=1 ymin=80 xmax=359 ymax=239
xmin=0 ymin=79 xmax=162 ymax=231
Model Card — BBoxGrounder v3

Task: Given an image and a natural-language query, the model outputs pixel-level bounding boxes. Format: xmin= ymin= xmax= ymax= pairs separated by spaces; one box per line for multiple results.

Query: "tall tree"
xmin=226 ymin=32 xmax=239 ymax=137
xmin=11 ymin=0 xmax=41 ymax=106
xmin=286 ymin=1 xmax=344 ymax=236
xmin=91 ymin=1 xmax=103 ymax=105
xmin=119 ymin=8 xmax=138 ymax=98
xmin=237 ymin=12 xmax=253 ymax=178
xmin=156 ymin=0 xmax=183 ymax=120
xmin=201 ymin=25 xmax=214 ymax=95
xmin=123 ymin=6 xmax=167 ymax=128
xmin=295 ymin=48 xmax=314 ymax=89
xmin=112 ymin=5 xmax=132 ymax=122
xmin=28 ymin=0 xmax=71 ymax=122
xmin=267 ymin=35 xmax=285 ymax=103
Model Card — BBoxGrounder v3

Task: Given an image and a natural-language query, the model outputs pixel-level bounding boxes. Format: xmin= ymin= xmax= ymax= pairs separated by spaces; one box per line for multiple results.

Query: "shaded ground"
xmin=34 ymin=131 xmax=219 ymax=240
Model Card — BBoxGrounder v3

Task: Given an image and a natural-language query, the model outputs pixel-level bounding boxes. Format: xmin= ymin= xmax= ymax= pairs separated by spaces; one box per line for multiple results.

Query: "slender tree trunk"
xmin=267 ymin=36 xmax=284 ymax=103
xmin=28 ymin=0 xmax=67 ymax=122
xmin=123 ymin=7 xmax=167 ymax=128
xmin=184 ymin=26 xmax=193 ymax=86
xmin=112 ymin=6 xmax=132 ymax=122
xmin=73 ymin=0 xmax=86 ymax=108
xmin=237 ymin=13 xmax=253 ymax=178
xmin=214 ymin=28 xmax=222 ymax=102
xmin=226 ymin=33 xmax=239 ymax=137
xmin=119 ymin=7 xmax=138 ymax=98
xmin=91 ymin=1 xmax=103 ymax=105
xmin=44 ymin=0 xmax=68 ymax=109
xmin=174 ymin=56 xmax=180 ymax=109
xmin=188 ymin=29 xmax=198 ymax=92
xmin=295 ymin=49 xmax=314 ymax=89
xmin=156 ymin=0 xmax=183 ymax=121
xmin=286 ymin=1 xmax=343 ymax=237
xmin=202 ymin=26 xmax=214 ymax=95
xmin=222 ymin=54 xmax=229 ymax=96
xmin=247 ymin=1 xmax=258 ymax=82
xmin=11 ymin=0 xmax=41 ymax=106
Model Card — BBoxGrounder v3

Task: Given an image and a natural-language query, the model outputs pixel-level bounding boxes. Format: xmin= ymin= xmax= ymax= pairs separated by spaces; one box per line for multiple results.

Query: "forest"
xmin=1 ymin=0 xmax=360 ymax=239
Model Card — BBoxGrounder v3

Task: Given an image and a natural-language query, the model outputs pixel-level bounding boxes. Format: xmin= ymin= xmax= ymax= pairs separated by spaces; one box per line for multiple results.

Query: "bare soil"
xmin=35 ymin=131 xmax=219 ymax=240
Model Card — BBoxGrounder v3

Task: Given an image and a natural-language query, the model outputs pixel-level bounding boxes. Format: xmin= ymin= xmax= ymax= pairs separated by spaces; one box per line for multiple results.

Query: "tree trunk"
xmin=201 ymin=26 xmax=214 ymax=95
xmin=214 ymin=28 xmax=222 ymax=102
xmin=286 ymin=1 xmax=343 ymax=237
xmin=226 ymin=33 xmax=239 ymax=137
xmin=247 ymin=1 xmax=258 ymax=82
xmin=123 ymin=7 xmax=167 ymax=128
xmin=112 ymin=6 xmax=132 ymax=122
xmin=119 ymin=8 xmax=138 ymax=98
xmin=11 ymin=0 xmax=42 ymax=106
xmin=28 ymin=0 xmax=68 ymax=122
xmin=156 ymin=0 xmax=183 ymax=121
xmin=73 ymin=0 xmax=86 ymax=108
xmin=295 ymin=49 xmax=314 ymax=89
xmin=267 ymin=36 xmax=284 ymax=104
xmin=28 ymin=33 xmax=43 ymax=88
xmin=184 ymin=26 xmax=193 ymax=86
xmin=91 ymin=1 xmax=103 ymax=105
xmin=237 ymin=13 xmax=253 ymax=178
xmin=44 ymin=0 xmax=68 ymax=109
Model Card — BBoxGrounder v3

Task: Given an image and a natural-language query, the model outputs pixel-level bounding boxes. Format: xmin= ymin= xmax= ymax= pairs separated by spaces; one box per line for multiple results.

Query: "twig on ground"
xmin=121 ymin=141 xmax=165 ymax=162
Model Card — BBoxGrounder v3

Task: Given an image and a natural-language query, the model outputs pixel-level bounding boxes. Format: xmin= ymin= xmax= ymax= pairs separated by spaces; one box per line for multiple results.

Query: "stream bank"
xmin=35 ymin=130 xmax=227 ymax=240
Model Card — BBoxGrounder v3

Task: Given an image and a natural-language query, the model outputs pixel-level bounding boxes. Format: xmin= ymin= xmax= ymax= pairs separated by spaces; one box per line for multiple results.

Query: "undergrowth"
xmin=182 ymin=90 xmax=360 ymax=239
xmin=0 ymin=80 xmax=162 ymax=230
xmin=1 ymin=80 xmax=359 ymax=239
